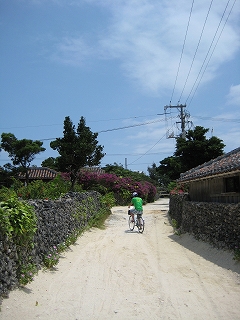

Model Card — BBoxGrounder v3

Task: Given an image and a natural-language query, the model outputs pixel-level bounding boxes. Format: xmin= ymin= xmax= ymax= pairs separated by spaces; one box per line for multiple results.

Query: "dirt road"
xmin=1 ymin=198 xmax=240 ymax=320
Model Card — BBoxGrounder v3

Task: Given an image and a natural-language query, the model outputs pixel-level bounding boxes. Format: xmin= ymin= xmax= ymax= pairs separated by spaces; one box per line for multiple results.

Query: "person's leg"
xmin=137 ymin=213 xmax=143 ymax=229
xmin=130 ymin=208 xmax=135 ymax=222
xmin=131 ymin=213 xmax=134 ymax=222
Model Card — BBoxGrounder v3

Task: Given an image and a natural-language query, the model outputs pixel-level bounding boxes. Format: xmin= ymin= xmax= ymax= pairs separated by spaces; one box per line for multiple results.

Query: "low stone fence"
xmin=169 ymin=194 xmax=240 ymax=249
xmin=0 ymin=191 xmax=104 ymax=299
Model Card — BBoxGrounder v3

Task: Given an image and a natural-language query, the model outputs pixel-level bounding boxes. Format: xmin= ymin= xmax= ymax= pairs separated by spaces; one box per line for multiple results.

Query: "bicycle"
xmin=128 ymin=213 xmax=144 ymax=233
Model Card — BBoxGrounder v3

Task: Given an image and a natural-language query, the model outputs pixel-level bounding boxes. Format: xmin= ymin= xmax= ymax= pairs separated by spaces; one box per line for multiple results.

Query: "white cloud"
xmin=50 ymin=0 xmax=240 ymax=98
xmin=51 ymin=37 xmax=93 ymax=66
xmin=226 ymin=84 xmax=240 ymax=106
xmin=99 ymin=1 xmax=240 ymax=95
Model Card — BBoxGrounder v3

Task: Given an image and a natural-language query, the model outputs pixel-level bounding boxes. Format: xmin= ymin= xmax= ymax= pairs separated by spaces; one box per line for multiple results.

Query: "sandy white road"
xmin=1 ymin=198 xmax=240 ymax=320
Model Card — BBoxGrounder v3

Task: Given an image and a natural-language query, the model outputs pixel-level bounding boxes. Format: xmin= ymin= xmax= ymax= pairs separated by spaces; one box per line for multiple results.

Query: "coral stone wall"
xmin=0 ymin=191 xmax=103 ymax=299
xmin=169 ymin=194 xmax=240 ymax=249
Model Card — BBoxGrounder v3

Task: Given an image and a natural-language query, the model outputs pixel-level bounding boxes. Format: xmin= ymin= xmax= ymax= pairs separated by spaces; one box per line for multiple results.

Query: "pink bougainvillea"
xmin=61 ymin=170 xmax=156 ymax=203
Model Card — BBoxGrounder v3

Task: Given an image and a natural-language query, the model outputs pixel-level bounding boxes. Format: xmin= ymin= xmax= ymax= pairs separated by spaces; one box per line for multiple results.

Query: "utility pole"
xmin=164 ymin=104 xmax=192 ymax=139
xmin=125 ymin=158 xmax=127 ymax=170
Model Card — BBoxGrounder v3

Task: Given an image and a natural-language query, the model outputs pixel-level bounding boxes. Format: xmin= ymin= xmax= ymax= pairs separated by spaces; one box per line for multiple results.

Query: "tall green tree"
xmin=147 ymin=162 xmax=171 ymax=187
xmin=0 ymin=133 xmax=46 ymax=184
xmin=151 ymin=157 xmax=182 ymax=182
xmin=151 ymin=126 xmax=225 ymax=185
xmin=175 ymin=126 xmax=225 ymax=172
xmin=50 ymin=116 xmax=105 ymax=190
xmin=41 ymin=157 xmax=60 ymax=171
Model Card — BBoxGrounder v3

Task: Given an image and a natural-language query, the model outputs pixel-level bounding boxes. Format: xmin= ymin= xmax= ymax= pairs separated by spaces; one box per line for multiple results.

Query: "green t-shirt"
xmin=132 ymin=196 xmax=143 ymax=211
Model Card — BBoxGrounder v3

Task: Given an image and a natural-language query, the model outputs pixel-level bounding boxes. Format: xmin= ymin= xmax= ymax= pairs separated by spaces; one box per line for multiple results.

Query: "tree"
xmin=0 ymin=133 xmax=46 ymax=184
xmin=103 ymin=162 xmax=154 ymax=183
xmin=41 ymin=157 xmax=60 ymax=171
xmin=50 ymin=116 xmax=105 ymax=190
xmin=156 ymin=157 xmax=182 ymax=181
xmin=147 ymin=162 xmax=172 ymax=187
xmin=175 ymin=126 xmax=225 ymax=172
xmin=149 ymin=125 xmax=225 ymax=185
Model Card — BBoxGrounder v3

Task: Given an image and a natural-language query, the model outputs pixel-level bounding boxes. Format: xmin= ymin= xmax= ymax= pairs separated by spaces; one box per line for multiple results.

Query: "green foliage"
xmin=157 ymin=156 xmax=182 ymax=181
xmin=171 ymin=218 xmax=181 ymax=236
xmin=0 ymin=195 xmax=38 ymax=286
xmin=0 ymin=133 xmax=46 ymax=184
xmin=18 ymin=263 xmax=38 ymax=286
xmin=103 ymin=163 xmax=154 ymax=184
xmin=0 ymin=164 xmax=17 ymax=187
xmin=16 ymin=175 xmax=72 ymax=200
xmin=50 ymin=116 xmax=105 ymax=190
xmin=64 ymin=230 xmax=80 ymax=247
xmin=233 ymin=247 xmax=240 ymax=261
xmin=57 ymin=242 xmax=67 ymax=253
xmin=41 ymin=157 xmax=60 ymax=171
xmin=43 ymin=246 xmax=60 ymax=269
xmin=0 ymin=186 xmax=16 ymax=202
xmin=147 ymin=162 xmax=172 ymax=187
xmin=0 ymin=195 xmax=37 ymax=239
xmin=171 ymin=219 xmax=178 ymax=229
xmin=100 ymin=192 xmax=116 ymax=209
xmin=0 ymin=199 xmax=14 ymax=237
xmin=70 ymin=170 xmax=157 ymax=205
xmin=175 ymin=126 xmax=225 ymax=172
xmin=149 ymin=126 xmax=225 ymax=183
xmin=167 ymin=181 xmax=177 ymax=193
xmin=10 ymin=177 xmax=24 ymax=192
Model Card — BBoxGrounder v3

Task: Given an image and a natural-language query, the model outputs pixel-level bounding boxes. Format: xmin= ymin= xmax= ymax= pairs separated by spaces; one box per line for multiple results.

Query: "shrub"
xmin=0 ymin=195 xmax=37 ymax=286
xmin=18 ymin=263 xmax=38 ymax=286
xmin=15 ymin=175 xmax=72 ymax=200
xmin=43 ymin=246 xmax=60 ymax=269
xmin=67 ymin=171 xmax=157 ymax=205
xmin=0 ymin=195 xmax=37 ymax=239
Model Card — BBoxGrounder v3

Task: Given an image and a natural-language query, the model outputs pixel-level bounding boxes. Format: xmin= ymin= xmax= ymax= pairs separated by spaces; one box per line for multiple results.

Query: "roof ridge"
xmin=179 ymin=147 xmax=240 ymax=181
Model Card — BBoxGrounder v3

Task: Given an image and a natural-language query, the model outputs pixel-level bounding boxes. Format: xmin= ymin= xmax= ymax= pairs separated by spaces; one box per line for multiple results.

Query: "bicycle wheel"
xmin=128 ymin=215 xmax=135 ymax=231
xmin=137 ymin=217 xmax=144 ymax=233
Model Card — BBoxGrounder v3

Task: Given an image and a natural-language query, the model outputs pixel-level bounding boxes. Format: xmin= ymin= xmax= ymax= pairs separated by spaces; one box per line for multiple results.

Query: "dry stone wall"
xmin=169 ymin=194 xmax=240 ymax=249
xmin=0 ymin=191 xmax=103 ymax=299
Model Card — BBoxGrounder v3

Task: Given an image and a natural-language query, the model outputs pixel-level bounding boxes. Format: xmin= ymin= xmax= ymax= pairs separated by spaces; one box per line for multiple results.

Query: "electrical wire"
xmin=192 ymin=115 xmax=240 ymax=123
xmin=39 ymin=116 xmax=178 ymax=141
xmin=0 ymin=114 xmax=165 ymax=130
xmin=187 ymin=0 xmax=237 ymax=107
xmin=169 ymin=0 xmax=195 ymax=104
xmin=97 ymin=118 xmax=167 ymax=133
xmin=128 ymin=130 xmax=170 ymax=166
xmin=185 ymin=0 xmax=233 ymax=106
xmin=178 ymin=0 xmax=214 ymax=103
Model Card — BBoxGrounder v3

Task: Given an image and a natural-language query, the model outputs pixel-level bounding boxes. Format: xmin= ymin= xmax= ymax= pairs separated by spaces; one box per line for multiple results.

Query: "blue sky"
xmin=1 ymin=0 xmax=240 ymax=174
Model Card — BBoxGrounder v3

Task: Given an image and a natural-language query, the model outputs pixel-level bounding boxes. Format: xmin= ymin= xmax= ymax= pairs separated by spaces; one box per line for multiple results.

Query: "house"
xmin=18 ymin=166 xmax=105 ymax=184
xmin=18 ymin=167 xmax=58 ymax=183
xmin=177 ymin=147 xmax=240 ymax=204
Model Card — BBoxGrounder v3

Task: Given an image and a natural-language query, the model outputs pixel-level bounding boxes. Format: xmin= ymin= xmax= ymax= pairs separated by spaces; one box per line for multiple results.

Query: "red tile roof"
xmin=19 ymin=167 xmax=58 ymax=180
xmin=178 ymin=147 xmax=240 ymax=182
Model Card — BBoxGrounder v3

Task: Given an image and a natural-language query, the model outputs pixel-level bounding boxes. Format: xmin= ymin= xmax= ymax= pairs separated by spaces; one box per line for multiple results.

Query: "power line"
xmin=170 ymin=0 xmax=195 ymax=104
xmin=0 ymin=114 xmax=164 ymax=130
xmin=105 ymin=151 xmax=172 ymax=156
xmin=192 ymin=115 xmax=240 ymax=123
xmin=185 ymin=0 xmax=234 ymax=106
xmin=128 ymin=130 xmax=169 ymax=166
xmin=187 ymin=0 xmax=237 ymax=107
xmin=39 ymin=117 xmax=176 ymax=141
xmin=98 ymin=118 xmax=167 ymax=133
xmin=178 ymin=0 xmax=214 ymax=102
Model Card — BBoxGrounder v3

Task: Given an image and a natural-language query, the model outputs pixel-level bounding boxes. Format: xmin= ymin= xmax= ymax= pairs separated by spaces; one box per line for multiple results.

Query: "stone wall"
xmin=169 ymin=194 xmax=240 ymax=249
xmin=0 ymin=191 xmax=104 ymax=299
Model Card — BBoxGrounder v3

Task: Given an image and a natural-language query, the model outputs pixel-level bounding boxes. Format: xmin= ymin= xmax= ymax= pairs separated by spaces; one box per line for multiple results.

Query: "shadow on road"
xmin=168 ymin=233 xmax=240 ymax=275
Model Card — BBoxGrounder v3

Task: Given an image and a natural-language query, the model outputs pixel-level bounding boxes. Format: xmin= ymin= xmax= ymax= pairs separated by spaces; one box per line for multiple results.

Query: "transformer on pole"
xmin=164 ymin=104 xmax=193 ymax=139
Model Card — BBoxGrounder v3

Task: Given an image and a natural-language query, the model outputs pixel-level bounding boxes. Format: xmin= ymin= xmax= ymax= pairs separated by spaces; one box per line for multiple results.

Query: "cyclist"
xmin=128 ymin=192 xmax=143 ymax=228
